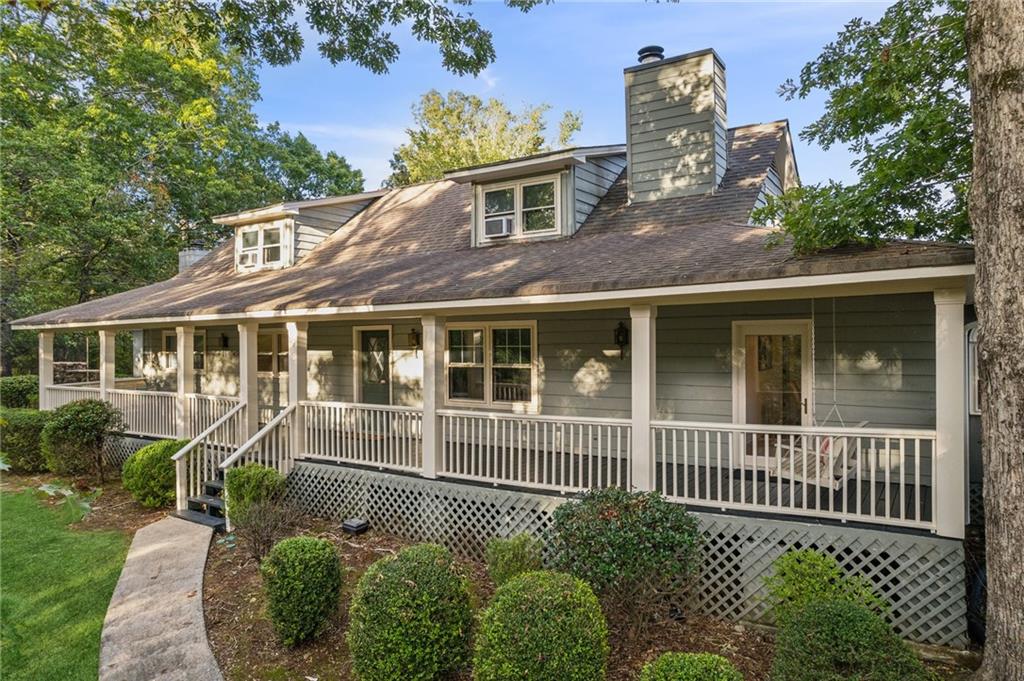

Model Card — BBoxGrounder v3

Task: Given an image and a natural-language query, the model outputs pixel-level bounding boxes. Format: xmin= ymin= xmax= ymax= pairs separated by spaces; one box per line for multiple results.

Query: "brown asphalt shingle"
xmin=13 ymin=121 xmax=974 ymax=327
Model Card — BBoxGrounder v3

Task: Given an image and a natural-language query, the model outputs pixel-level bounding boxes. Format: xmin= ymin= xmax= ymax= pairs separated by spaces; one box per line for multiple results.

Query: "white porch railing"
xmin=173 ymin=402 xmax=246 ymax=507
xmin=221 ymin=403 xmax=297 ymax=476
xmin=438 ymin=410 xmax=632 ymax=494
xmin=303 ymin=401 xmax=423 ymax=473
xmin=46 ymin=384 xmax=102 ymax=408
xmin=107 ymin=388 xmax=177 ymax=439
xmin=650 ymin=421 xmax=937 ymax=531
xmin=187 ymin=394 xmax=241 ymax=438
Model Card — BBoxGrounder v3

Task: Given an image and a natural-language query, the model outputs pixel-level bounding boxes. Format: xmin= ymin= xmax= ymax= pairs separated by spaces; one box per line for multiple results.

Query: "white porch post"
xmin=175 ymin=325 xmax=195 ymax=438
xmin=38 ymin=331 xmax=54 ymax=410
xmin=934 ymin=288 xmax=966 ymax=539
xmin=630 ymin=305 xmax=657 ymax=491
xmin=98 ymin=329 xmax=116 ymax=401
xmin=238 ymin=321 xmax=259 ymax=439
xmin=287 ymin=321 xmax=308 ymax=466
xmin=420 ymin=315 xmax=444 ymax=479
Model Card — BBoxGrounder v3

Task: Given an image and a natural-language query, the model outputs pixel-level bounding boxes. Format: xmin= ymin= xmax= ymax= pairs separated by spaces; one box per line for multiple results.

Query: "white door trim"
xmin=731 ymin=319 xmax=814 ymax=427
xmin=353 ymin=325 xmax=393 ymax=404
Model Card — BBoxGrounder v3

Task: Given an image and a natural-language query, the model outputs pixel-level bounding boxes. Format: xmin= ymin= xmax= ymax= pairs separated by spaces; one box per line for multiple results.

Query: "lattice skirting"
xmin=105 ymin=435 xmax=157 ymax=470
xmin=287 ymin=461 xmax=967 ymax=647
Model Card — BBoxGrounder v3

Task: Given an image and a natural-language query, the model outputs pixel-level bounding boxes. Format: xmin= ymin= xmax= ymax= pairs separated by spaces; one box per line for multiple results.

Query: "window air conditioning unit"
xmin=484 ymin=215 xmax=513 ymax=238
xmin=238 ymin=251 xmax=257 ymax=267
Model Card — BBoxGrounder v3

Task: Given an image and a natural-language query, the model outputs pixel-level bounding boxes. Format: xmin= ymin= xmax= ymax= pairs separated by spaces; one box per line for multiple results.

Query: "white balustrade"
xmin=46 ymin=384 xmax=102 ymax=409
xmin=107 ymin=388 xmax=177 ymax=438
xmin=438 ymin=410 xmax=632 ymax=494
xmin=220 ymin=403 xmax=297 ymax=476
xmin=187 ymin=394 xmax=241 ymax=438
xmin=173 ymin=402 xmax=246 ymax=506
xmin=650 ymin=421 xmax=937 ymax=531
xmin=303 ymin=401 xmax=423 ymax=472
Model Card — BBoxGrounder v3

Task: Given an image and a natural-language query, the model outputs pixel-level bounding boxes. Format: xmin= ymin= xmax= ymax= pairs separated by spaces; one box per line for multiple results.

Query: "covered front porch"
xmin=35 ymin=285 xmax=968 ymax=539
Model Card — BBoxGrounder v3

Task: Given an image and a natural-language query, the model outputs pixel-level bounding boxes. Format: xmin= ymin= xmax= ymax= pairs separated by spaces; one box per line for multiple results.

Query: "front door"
xmin=357 ymin=328 xmax=391 ymax=405
xmin=734 ymin=321 xmax=813 ymax=428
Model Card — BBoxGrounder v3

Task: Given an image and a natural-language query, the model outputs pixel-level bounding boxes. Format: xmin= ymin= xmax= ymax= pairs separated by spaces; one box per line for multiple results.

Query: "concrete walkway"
xmin=99 ymin=516 xmax=223 ymax=681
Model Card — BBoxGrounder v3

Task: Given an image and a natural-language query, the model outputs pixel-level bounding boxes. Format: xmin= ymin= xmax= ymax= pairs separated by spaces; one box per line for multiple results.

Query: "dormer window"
xmin=478 ymin=175 xmax=561 ymax=242
xmin=235 ymin=220 xmax=291 ymax=272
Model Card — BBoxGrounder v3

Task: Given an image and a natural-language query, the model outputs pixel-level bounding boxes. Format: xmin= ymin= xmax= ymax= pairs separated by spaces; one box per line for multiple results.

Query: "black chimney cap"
xmin=637 ymin=45 xmax=665 ymax=64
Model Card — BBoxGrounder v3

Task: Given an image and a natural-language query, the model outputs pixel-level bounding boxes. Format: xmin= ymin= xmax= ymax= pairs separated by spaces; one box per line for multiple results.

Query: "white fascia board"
xmin=444 ymin=146 xmax=626 ymax=184
xmin=213 ymin=190 xmax=390 ymax=226
xmin=12 ymin=263 xmax=975 ymax=330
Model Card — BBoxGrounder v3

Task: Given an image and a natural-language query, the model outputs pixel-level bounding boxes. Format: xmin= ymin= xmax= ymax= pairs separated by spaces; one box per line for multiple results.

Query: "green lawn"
xmin=1 ymin=490 xmax=129 ymax=681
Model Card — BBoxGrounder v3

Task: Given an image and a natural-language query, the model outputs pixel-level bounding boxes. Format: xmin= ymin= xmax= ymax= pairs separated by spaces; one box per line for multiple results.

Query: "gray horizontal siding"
xmin=293 ymin=202 xmax=371 ymax=261
xmin=574 ymin=155 xmax=626 ymax=230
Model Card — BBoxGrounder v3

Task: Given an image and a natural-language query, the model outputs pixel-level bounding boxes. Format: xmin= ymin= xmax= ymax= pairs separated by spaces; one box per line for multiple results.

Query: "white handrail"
xmin=173 ymin=402 xmax=246 ymax=461
xmin=438 ymin=408 xmax=631 ymax=427
xmin=220 ymin=403 xmax=297 ymax=470
xmin=649 ymin=419 xmax=936 ymax=439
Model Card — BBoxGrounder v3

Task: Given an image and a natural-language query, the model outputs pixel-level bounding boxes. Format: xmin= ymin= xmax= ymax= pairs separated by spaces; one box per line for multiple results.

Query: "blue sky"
xmin=255 ymin=1 xmax=891 ymax=189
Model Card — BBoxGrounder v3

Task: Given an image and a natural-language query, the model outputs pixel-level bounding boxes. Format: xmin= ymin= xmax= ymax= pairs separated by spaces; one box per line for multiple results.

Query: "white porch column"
xmin=238 ymin=321 xmax=259 ymax=439
xmin=175 ymin=325 xmax=195 ymax=438
xmin=630 ymin=305 xmax=657 ymax=491
xmin=420 ymin=315 xmax=445 ymax=479
xmin=287 ymin=321 xmax=308 ymax=464
xmin=38 ymin=331 xmax=54 ymax=410
xmin=98 ymin=329 xmax=116 ymax=401
xmin=934 ymin=288 xmax=966 ymax=539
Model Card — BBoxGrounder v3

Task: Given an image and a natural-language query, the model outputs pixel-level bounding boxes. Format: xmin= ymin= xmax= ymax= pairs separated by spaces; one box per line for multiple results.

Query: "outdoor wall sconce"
xmin=614 ymin=321 xmax=629 ymax=358
xmin=408 ymin=327 xmax=422 ymax=351
xmin=220 ymin=333 xmax=229 ymax=349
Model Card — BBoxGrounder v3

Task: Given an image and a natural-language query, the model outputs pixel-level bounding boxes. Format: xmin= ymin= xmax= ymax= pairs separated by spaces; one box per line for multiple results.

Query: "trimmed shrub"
xmin=224 ymin=463 xmax=286 ymax=517
xmin=41 ymin=399 xmax=124 ymax=480
xmin=550 ymin=488 xmax=701 ymax=633
xmin=234 ymin=499 xmax=293 ymax=561
xmin=473 ymin=570 xmax=609 ymax=681
xmin=122 ymin=439 xmax=188 ymax=508
xmin=484 ymin=533 xmax=544 ymax=586
xmin=638 ymin=653 xmax=743 ymax=681
xmin=0 ymin=375 xmax=39 ymax=409
xmin=764 ymin=548 xmax=887 ymax=625
xmin=348 ymin=543 xmax=472 ymax=680
xmin=772 ymin=599 xmax=931 ymax=681
xmin=260 ymin=536 xmax=342 ymax=646
xmin=0 ymin=408 xmax=51 ymax=473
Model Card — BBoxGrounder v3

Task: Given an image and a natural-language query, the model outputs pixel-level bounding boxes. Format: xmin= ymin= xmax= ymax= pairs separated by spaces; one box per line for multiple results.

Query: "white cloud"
xmin=477 ymin=67 xmax=499 ymax=92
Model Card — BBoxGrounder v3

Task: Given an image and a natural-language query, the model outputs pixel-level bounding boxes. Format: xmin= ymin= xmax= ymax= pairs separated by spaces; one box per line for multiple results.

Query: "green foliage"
xmin=772 ymin=599 xmax=932 ymax=681
xmin=484 ymin=533 xmax=544 ymax=586
xmin=638 ymin=653 xmax=743 ymax=681
xmin=550 ymin=488 xmax=701 ymax=632
xmin=0 ymin=409 xmax=51 ymax=473
xmin=260 ymin=536 xmax=342 ymax=646
xmin=386 ymin=89 xmax=582 ymax=185
xmin=753 ymin=0 xmax=970 ymax=252
xmin=348 ymin=543 xmax=472 ymax=680
xmin=234 ymin=498 xmax=294 ymax=562
xmin=224 ymin=463 xmax=286 ymax=517
xmin=764 ymin=548 xmax=887 ymax=625
xmin=473 ymin=570 xmax=609 ymax=681
xmin=40 ymin=400 xmax=124 ymax=479
xmin=0 ymin=376 xmax=38 ymax=408
xmin=122 ymin=439 xmax=188 ymax=508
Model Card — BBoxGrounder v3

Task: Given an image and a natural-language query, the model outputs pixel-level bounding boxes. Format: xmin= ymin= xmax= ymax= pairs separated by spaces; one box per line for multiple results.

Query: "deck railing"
xmin=650 ymin=421 xmax=937 ymax=531
xmin=302 ymin=401 xmax=423 ymax=473
xmin=187 ymin=394 xmax=241 ymax=438
xmin=107 ymin=388 xmax=177 ymax=438
xmin=221 ymin=403 xmax=297 ymax=476
xmin=438 ymin=409 xmax=632 ymax=494
xmin=46 ymin=384 xmax=102 ymax=409
xmin=173 ymin=402 xmax=246 ymax=507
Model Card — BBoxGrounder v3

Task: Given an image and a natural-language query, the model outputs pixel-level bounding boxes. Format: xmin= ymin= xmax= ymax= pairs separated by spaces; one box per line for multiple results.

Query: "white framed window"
xmin=159 ymin=330 xmax=206 ymax=371
xmin=479 ymin=175 xmax=560 ymax=241
xmin=236 ymin=222 xmax=289 ymax=271
xmin=446 ymin=321 xmax=537 ymax=409
xmin=257 ymin=331 xmax=288 ymax=376
xmin=967 ymin=323 xmax=980 ymax=416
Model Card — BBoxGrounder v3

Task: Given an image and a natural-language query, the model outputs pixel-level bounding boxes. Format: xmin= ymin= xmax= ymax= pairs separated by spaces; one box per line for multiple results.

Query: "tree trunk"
xmin=967 ymin=1 xmax=1024 ymax=679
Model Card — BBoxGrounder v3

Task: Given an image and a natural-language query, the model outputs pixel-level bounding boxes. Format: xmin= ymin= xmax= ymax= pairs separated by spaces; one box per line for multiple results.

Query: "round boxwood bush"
xmin=41 ymin=399 xmax=124 ymax=479
xmin=638 ymin=652 xmax=743 ymax=681
xmin=473 ymin=570 xmax=609 ymax=681
xmin=348 ymin=543 xmax=472 ymax=680
xmin=260 ymin=536 xmax=342 ymax=646
xmin=484 ymin=533 xmax=544 ymax=587
xmin=225 ymin=462 xmax=286 ymax=517
xmin=0 ymin=375 xmax=39 ymax=409
xmin=122 ymin=439 xmax=189 ymax=508
xmin=772 ymin=599 xmax=930 ymax=681
xmin=0 ymin=408 xmax=51 ymax=473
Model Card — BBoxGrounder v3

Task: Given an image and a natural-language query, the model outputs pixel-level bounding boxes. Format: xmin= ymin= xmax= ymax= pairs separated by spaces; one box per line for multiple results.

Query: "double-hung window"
xmin=159 ymin=330 xmax=206 ymax=371
xmin=237 ymin=223 xmax=286 ymax=270
xmin=446 ymin=322 xmax=536 ymax=407
xmin=480 ymin=176 xmax=559 ymax=240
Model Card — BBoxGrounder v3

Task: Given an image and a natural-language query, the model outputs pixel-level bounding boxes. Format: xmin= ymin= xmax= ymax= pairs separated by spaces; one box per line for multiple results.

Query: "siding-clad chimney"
xmin=624 ymin=47 xmax=727 ymax=202
xmin=178 ymin=247 xmax=209 ymax=273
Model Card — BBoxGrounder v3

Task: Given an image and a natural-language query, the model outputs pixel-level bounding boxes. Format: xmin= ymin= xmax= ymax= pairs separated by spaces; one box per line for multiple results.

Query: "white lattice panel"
xmin=287 ymin=461 xmax=966 ymax=647
xmin=105 ymin=435 xmax=157 ymax=470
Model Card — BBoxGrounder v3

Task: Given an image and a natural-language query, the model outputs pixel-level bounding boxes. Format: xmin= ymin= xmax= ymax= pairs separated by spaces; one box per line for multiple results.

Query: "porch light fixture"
xmin=219 ymin=333 xmax=229 ymax=349
xmin=408 ymin=327 xmax=422 ymax=351
xmin=614 ymin=321 xmax=629 ymax=358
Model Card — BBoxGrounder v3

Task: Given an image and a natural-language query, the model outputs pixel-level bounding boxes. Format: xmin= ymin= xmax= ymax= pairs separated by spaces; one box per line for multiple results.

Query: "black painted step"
xmin=172 ymin=509 xmax=226 ymax=531
xmin=203 ymin=479 xmax=224 ymax=497
xmin=187 ymin=495 xmax=225 ymax=517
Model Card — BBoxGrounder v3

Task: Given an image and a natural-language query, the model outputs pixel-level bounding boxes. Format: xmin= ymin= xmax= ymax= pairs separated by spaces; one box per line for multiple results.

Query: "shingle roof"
xmin=13 ymin=121 xmax=974 ymax=327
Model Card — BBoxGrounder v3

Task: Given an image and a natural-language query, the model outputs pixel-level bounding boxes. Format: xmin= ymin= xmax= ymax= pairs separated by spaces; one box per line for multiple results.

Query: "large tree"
xmin=967 ymin=0 xmax=1024 ymax=678
xmin=0 ymin=2 xmax=361 ymax=374
xmin=386 ymin=89 xmax=581 ymax=186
